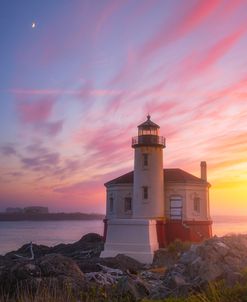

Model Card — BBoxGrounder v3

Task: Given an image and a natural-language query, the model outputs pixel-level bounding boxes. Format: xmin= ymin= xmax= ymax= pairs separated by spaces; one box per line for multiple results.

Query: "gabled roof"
xmin=104 ymin=169 xmax=208 ymax=186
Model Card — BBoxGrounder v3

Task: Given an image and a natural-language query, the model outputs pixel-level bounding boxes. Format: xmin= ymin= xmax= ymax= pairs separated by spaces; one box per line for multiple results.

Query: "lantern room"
xmin=132 ymin=115 xmax=165 ymax=148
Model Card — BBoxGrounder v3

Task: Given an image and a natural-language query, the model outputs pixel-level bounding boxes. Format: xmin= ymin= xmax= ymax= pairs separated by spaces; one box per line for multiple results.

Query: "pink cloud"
xmin=53 ymin=179 xmax=102 ymax=195
xmin=109 ymin=0 xmax=244 ymax=87
xmin=139 ymin=0 xmax=222 ymax=60
xmin=126 ymin=0 xmax=158 ymax=23
xmin=94 ymin=0 xmax=127 ymax=40
xmin=37 ymin=120 xmax=64 ymax=136
xmin=17 ymin=99 xmax=55 ymax=124
xmin=21 ymin=152 xmax=60 ymax=174
xmin=181 ymin=25 xmax=247 ymax=79
xmin=110 ymin=50 xmax=138 ymax=86
xmin=10 ymin=88 xmax=121 ymax=97
xmin=1 ymin=144 xmax=17 ymax=156
xmin=195 ymin=73 xmax=247 ymax=117
xmin=73 ymin=121 xmax=134 ymax=172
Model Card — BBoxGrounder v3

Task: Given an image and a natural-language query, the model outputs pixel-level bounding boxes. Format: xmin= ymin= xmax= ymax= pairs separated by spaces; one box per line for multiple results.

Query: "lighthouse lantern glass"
xmin=138 ymin=127 xmax=159 ymax=136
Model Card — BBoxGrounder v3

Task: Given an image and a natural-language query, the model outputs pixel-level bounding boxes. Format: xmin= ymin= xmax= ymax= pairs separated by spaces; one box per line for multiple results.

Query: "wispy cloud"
xmin=16 ymin=99 xmax=55 ymax=124
xmin=94 ymin=0 xmax=127 ymax=39
xmin=10 ymin=88 xmax=121 ymax=97
xmin=139 ymin=0 xmax=222 ymax=59
xmin=36 ymin=120 xmax=64 ymax=136
xmin=177 ymin=25 xmax=247 ymax=82
xmin=1 ymin=144 xmax=17 ymax=156
xmin=21 ymin=152 xmax=60 ymax=171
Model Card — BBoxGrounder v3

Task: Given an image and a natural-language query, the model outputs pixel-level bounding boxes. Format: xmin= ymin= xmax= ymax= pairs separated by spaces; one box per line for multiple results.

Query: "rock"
xmin=5 ymin=243 xmax=50 ymax=259
xmin=2 ymin=233 xmax=247 ymax=300
xmin=77 ymin=257 xmax=103 ymax=273
xmin=224 ymin=255 xmax=242 ymax=269
xmin=152 ymin=248 xmax=178 ymax=268
xmin=98 ymin=254 xmax=144 ymax=273
xmin=81 ymin=233 xmax=103 ymax=243
xmin=161 ymin=234 xmax=247 ymax=298
xmin=172 ymin=274 xmax=187 ymax=287
xmin=5 ymin=233 xmax=104 ymax=261
xmin=0 ymin=259 xmax=41 ymax=295
xmin=215 ymin=241 xmax=229 ymax=257
xmin=198 ymin=262 xmax=225 ymax=282
xmin=50 ymin=233 xmax=104 ymax=258
xmin=0 ymin=254 xmax=85 ymax=297
xmin=39 ymin=254 xmax=84 ymax=279
xmin=77 ymin=253 xmax=144 ymax=273
xmin=180 ymin=250 xmax=198 ymax=265
xmin=115 ymin=276 xmax=149 ymax=300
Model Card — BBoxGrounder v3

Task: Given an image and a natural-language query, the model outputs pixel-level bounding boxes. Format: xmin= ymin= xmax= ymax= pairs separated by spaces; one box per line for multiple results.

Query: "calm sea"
xmin=0 ymin=217 xmax=246 ymax=255
xmin=0 ymin=220 xmax=104 ymax=256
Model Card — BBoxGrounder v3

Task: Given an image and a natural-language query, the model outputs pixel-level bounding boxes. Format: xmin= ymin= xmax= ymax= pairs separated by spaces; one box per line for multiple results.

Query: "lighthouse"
xmin=101 ymin=115 xmax=212 ymax=263
xmin=132 ymin=115 xmax=165 ymax=219
xmin=101 ymin=116 xmax=164 ymax=263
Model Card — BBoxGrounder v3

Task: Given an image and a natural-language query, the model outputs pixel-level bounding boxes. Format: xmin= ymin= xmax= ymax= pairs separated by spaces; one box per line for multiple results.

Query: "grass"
xmin=2 ymin=281 xmax=247 ymax=302
xmin=0 ymin=283 xmax=135 ymax=302
xmin=167 ymin=239 xmax=191 ymax=255
xmin=142 ymin=280 xmax=247 ymax=302
xmin=1 ymin=264 xmax=247 ymax=301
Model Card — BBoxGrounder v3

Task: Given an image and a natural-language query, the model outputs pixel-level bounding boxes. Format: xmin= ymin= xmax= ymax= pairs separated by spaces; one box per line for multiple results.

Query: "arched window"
xmin=194 ymin=197 xmax=200 ymax=213
xmin=124 ymin=197 xmax=132 ymax=213
xmin=170 ymin=196 xmax=182 ymax=220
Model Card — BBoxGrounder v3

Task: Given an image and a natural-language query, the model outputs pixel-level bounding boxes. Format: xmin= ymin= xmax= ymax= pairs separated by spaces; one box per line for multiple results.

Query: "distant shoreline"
xmin=0 ymin=212 xmax=105 ymax=221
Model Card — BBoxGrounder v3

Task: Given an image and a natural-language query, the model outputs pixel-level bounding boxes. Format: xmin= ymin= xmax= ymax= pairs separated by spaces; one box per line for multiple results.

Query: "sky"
xmin=0 ymin=0 xmax=246 ymax=216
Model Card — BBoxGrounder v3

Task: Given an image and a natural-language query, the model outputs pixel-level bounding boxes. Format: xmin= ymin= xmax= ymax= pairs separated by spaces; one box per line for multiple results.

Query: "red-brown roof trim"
xmin=104 ymin=169 xmax=209 ymax=186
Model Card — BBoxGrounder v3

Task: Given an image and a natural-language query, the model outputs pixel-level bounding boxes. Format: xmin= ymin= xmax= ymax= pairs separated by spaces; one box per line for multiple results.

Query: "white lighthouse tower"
xmin=101 ymin=115 xmax=165 ymax=263
xmin=132 ymin=115 xmax=165 ymax=219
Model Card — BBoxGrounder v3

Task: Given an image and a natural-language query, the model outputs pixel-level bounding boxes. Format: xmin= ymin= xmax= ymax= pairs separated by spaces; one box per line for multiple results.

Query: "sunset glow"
xmin=0 ymin=0 xmax=246 ymax=215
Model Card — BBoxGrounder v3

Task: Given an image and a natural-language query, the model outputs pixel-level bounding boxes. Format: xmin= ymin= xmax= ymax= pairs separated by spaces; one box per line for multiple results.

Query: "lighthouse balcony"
xmin=132 ymin=135 xmax=165 ymax=148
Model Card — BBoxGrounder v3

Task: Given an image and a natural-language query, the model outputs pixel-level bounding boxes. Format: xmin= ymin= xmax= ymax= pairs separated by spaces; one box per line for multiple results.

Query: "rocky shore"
xmin=1 ymin=233 xmax=247 ymax=301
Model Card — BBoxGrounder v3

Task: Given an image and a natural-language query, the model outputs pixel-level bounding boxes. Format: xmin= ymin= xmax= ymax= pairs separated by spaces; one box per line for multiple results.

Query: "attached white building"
xmin=101 ymin=116 xmax=212 ymax=263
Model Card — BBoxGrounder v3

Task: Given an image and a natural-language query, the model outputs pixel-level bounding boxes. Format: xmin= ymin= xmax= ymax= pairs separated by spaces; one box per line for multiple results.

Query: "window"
xmin=170 ymin=196 xmax=182 ymax=220
xmin=109 ymin=197 xmax=114 ymax=212
xmin=194 ymin=197 xmax=200 ymax=213
xmin=143 ymin=153 xmax=148 ymax=167
xmin=143 ymin=186 xmax=148 ymax=199
xmin=124 ymin=197 xmax=132 ymax=212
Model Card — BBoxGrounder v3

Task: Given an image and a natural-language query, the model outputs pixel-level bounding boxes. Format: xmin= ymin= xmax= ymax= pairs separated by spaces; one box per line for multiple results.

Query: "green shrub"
xmin=167 ymin=239 xmax=191 ymax=255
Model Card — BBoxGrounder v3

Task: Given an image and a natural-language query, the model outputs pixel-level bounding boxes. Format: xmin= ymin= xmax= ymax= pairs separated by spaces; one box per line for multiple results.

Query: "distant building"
xmin=24 ymin=206 xmax=49 ymax=214
xmin=6 ymin=207 xmax=24 ymax=213
xmin=5 ymin=206 xmax=49 ymax=214
xmin=101 ymin=116 xmax=212 ymax=263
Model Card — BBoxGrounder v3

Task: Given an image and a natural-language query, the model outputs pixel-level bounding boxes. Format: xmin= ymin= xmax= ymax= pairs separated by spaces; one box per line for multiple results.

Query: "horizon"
xmin=0 ymin=1 xmax=247 ymax=216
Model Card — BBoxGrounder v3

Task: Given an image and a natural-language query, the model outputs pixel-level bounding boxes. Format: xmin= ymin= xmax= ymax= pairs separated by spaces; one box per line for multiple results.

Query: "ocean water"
xmin=0 ymin=217 xmax=246 ymax=255
xmin=0 ymin=220 xmax=104 ymax=255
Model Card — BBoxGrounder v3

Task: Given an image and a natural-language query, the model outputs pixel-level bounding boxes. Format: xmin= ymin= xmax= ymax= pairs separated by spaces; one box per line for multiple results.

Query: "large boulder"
xmin=50 ymin=233 xmax=104 ymax=258
xmin=78 ymin=254 xmax=144 ymax=273
xmin=0 ymin=254 xmax=85 ymax=297
xmin=5 ymin=243 xmax=51 ymax=259
xmin=5 ymin=233 xmax=104 ymax=261
xmin=162 ymin=234 xmax=247 ymax=297
xmin=114 ymin=275 xmax=149 ymax=301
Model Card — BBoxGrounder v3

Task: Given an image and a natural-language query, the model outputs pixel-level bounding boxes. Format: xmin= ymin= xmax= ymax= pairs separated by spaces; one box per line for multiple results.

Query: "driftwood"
xmin=14 ymin=242 xmax=34 ymax=260
xmin=97 ymin=263 xmax=123 ymax=276
xmin=85 ymin=264 xmax=124 ymax=285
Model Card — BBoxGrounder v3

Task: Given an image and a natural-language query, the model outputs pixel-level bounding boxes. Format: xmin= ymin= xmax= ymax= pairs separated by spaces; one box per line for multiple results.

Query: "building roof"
xmin=138 ymin=115 xmax=160 ymax=129
xmin=105 ymin=169 xmax=209 ymax=186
